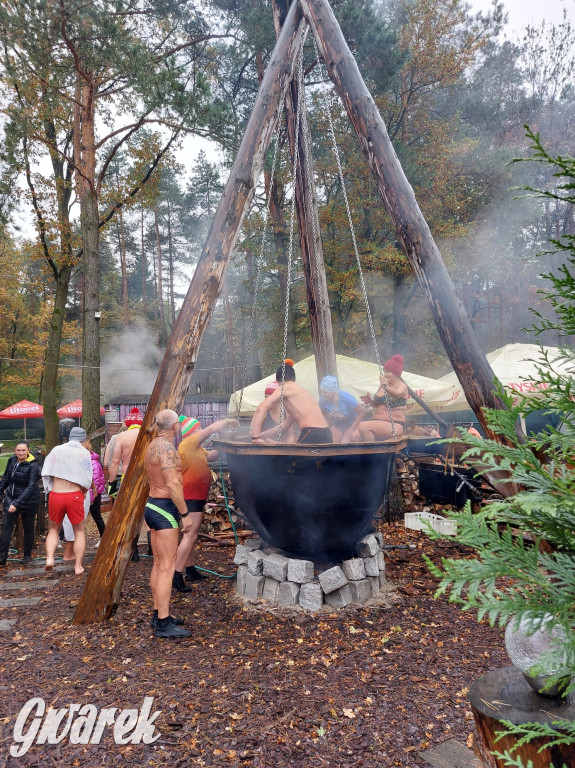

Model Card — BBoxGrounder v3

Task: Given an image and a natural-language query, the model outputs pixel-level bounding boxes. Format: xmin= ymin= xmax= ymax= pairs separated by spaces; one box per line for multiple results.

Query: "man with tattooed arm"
xmin=144 ymin=409 xmax=192 ymax=638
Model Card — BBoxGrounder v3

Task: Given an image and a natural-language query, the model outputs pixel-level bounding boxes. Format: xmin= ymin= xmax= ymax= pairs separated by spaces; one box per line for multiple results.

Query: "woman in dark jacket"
xmin=0 ymin=441 xmax=41 ymax=564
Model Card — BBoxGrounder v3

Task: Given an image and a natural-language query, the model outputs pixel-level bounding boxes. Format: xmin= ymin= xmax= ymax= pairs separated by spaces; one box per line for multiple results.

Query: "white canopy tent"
xmin=410 ymin=343 xmax=573 ymax=415
xmin=228 ymin=354 xmax=457 ymax=417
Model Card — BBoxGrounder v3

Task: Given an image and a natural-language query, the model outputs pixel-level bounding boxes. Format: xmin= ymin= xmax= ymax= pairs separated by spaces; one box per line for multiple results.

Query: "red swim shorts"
xmin=48 ymin=491 xmax=86 ymax=525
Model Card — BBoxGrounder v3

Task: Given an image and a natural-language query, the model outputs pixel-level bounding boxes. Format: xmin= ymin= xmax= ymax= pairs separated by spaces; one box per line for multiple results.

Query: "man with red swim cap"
xmin=172 ymin=414 xmax=239 ymax=592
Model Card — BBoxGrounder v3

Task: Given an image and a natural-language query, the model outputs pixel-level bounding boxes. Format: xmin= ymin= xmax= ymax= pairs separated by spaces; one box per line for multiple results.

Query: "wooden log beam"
xmin=299 ymin=0 xmax=510 ymax=445
xmin=73 ymin=1 xmax=307 ymax=624
xmin=273 ymin=0 xmax=338 ymax=383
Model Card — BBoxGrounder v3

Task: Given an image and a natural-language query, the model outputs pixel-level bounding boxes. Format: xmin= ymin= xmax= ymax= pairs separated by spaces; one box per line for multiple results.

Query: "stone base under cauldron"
xmin=234 ymin=533 xmax=386 ymax=611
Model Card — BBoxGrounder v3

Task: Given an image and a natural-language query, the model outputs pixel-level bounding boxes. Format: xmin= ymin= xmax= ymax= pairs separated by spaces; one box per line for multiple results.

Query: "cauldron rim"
xmin=212 ymin=437 xmax=408 ymax=456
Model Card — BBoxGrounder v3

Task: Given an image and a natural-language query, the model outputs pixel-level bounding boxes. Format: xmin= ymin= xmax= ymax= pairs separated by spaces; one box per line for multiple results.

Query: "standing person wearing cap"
xmin=172 ymin=416 xmax=239 ymax=591
xmin=318 ymin=375 xmax=366 ymax=443
xmin=41 ymin=427 xmax=93 ymax=574
xmin=109 ymin=407 xmax=145 ymax=560
xmin=352 ymin=354 xmax=408 ymax=441
xmin=108 ymin=407 xmax=143 ymax=486
xmin=143 ymin=409 xmax=191 ymax=638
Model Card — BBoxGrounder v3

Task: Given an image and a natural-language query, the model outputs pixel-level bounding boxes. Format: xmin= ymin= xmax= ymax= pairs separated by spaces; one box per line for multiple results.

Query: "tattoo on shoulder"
xmin=159 ymin=443 xmax=179 ymax=471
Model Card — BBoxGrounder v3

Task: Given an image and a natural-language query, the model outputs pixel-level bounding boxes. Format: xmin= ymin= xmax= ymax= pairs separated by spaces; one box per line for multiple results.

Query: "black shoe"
xmin=150 ymin=614 xmax=184 ymax=629
xmin=155 ymin=620 xmax=191 ymax=638
xmin=186 ymin=566 xmax=207 ymax=581
xmin=131 ymin=548 xmax=140 ymax=562
xmin=172 ymin=571 xmax=192 ymax=592
xmin=22 ymin=555 xmax=32 ymax=564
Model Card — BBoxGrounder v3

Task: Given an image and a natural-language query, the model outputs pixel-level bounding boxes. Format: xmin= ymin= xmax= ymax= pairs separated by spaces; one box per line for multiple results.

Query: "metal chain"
xmin=278 ymin=30 xmax=306 ymax=441
xmin=236 ymin=114 xmax=284 ymax=417
xmin=300 ymin=72 xmax=330 ymax=379
xmin=312 ymin=37 xmax=396 ymax=437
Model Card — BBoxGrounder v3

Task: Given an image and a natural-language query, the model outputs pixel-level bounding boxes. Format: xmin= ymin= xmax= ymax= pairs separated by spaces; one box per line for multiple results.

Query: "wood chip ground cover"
xmin=0 ymin=522 xmax=508 ymax=766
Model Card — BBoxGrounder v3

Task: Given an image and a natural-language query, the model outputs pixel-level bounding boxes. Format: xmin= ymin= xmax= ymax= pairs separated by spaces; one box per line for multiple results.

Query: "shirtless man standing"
xmin=109 ymin=407 xmax=143 ymax=484
xmin=251 ymin=360 xmax=333 ymax=445
xmin=144 ymin=409 xmax=192 ymax=638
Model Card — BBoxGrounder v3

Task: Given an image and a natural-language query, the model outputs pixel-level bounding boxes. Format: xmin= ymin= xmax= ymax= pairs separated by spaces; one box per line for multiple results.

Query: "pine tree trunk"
xmin=118 ymin=209 xmax=129 ymax=330
xmin=154 ymin=210 xmax=168 ymax=344
xmin=141 ymin=207 xmax=147 ymax=316
xmin=81 ymin=188 xmax=101 ymax=441
xmin=42 ymin=265 xmax=73 ymax=452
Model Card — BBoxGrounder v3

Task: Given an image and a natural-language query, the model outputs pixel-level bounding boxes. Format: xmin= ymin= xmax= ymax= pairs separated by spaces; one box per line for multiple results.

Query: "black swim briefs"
xmin=144 ymin=497 xmax=181 ymax=530
xmin=297 ymin=427 xmax=333 ymax=445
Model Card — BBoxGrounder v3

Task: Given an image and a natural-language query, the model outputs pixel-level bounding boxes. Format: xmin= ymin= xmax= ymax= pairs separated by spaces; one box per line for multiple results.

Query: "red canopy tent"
xmin=57 ymin=399 xmax=105 ymax=424
xmin=0 ymin=399 xmax=44 ymax=440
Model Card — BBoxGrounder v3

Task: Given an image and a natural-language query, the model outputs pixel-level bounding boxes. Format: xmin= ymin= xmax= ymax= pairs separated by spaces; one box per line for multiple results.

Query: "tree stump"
xmin=468 ymin=666 xmax=575 ymax=767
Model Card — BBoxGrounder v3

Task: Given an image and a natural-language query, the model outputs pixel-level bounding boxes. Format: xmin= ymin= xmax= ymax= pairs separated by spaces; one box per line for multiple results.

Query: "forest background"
xmin=0 ymin=0 xmax=574 ymax=449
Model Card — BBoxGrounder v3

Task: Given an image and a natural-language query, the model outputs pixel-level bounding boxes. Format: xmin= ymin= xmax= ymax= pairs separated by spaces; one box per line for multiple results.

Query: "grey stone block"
xmin=0 ymin=597 xmax=42 ymax=607
xmin=377 ymin=550 xmax=386 ymax=572
xmin=368 ymin=575 xmax=380 ymax=597
xmin=324 ymin=584 xmax=353 ymax=608
xmin=374 ymin=531 xmax=384 ymax=548
xmin=318 ymin=566 xmax=348 ymax=594
xmin=262 ymin=577 xmax=280 ymax=601
xmin=299 ymin=581 xmax=323 ymax=610
xmin=236 ymin=565 xmax=248 ymax=596
xmin=278 ymin=581 xmax=300 ymax=606
xmin=0 ymin=619 xmax=17 ymax=631
xmin=244 ymin=571 xmax=265 ymax=600
xmin=348 ymin=579 xmax=372 ymax=604
xmin=356 ymin=534 xmax=379 ymax=558
xmin=233 ymin=545 xmax=249 ymax=565
xmin=341 ymin=558 xmax=366 ymax=581
xmin=244 ymin=538 xmax=263 ymax=551
xmin=247 ymin=550 xmax=265 ymax=576
xmin=287 ymin=558 xmax=314 ymax=584
xmin=263 ymin=553 xmax=288 ymax=581
xmin=0 ymin=580 xmax=59 ymax=591
xmin=364 ymin=555 xmax=379 ymax=577
xmin=378 ymin=571 xmax=386 ymax=588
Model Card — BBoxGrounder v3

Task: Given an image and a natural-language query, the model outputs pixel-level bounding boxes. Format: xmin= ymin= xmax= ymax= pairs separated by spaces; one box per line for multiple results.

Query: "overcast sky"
xmin=470 ymin=0 xmax=573 ymax=33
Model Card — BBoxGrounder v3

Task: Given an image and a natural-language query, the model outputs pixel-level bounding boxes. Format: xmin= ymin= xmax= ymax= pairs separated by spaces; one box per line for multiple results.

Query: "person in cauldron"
xmin=349 ymin=354 xmax=408 ymax=441
xmin=0 ymin=441 xmax=41 ymax=565
xmin=318 ymin=375 xmax=366 ymax=443
xmin=251 ymin=359 xmax=333 ymax=445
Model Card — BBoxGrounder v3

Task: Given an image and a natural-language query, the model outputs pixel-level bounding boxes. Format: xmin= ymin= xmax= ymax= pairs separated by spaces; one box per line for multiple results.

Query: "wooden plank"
xmin=420 ymin=738 xmax=484 ymax=768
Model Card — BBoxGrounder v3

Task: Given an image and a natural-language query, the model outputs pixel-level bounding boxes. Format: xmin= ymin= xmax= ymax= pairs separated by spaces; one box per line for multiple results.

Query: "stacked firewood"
xmin=395 ymin=454 xmax=421 ymax=510
xmin=200 ymin=470 xmax=253 ymax=544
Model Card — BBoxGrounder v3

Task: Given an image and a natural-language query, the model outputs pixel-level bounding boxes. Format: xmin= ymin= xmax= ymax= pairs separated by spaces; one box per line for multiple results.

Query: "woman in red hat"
xmin=353 ymin=354 xmax=408 ymax=441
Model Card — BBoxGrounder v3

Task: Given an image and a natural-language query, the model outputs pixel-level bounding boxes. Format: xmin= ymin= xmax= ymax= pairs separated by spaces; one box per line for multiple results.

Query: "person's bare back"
xmin=144 ymin=436 xmax=183 ymax=499
xmin=252 ymin=380 xmax=328 ymax=437
xmin=109 ymin=427 xmax=141 ymax=479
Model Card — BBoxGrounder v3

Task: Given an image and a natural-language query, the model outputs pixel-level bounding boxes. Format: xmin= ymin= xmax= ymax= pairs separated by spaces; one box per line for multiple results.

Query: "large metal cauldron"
xmin=213 ymin=438 xmax=408 ymax=561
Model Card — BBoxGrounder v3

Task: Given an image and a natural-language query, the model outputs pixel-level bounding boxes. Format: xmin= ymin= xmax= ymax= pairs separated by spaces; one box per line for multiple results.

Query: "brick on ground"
xmin=364 ymin=555 xmax=379 ymax=577
xmin=236 ymin=565 xmax=248 ymax=596
xmin=247 ymin=550 xmax=265 ymax=576
xmin=287 ymin=558 xmax=314 ymax=584
xmin=324 ymin=584 xmax=353 ymax=608
xmin=356 ymin=534 xmax=379 ymax=558
xmin=262 ymin=577 xmax=280 ymax=602
xmin=318 ymin=566 xmax=347 ymax=594
xmin=244 ymin=571 xmax=265 ymax=600
xmin=262 ymin=553 xmax=288 ymax=581
xmin=341 ymin=558 xmax=366 ymax=581
xmin=298 ymin=581 xmax=323 ymax=610
xmin=277 ymin=581 xmax=300 ymax=606
xmin=347 ymin=578 xmax=372 ymax=604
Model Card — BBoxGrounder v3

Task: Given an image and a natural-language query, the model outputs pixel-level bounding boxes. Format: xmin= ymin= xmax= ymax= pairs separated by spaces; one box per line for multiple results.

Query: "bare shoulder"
xmin=147 ymin=437 xmax=180 ymax=472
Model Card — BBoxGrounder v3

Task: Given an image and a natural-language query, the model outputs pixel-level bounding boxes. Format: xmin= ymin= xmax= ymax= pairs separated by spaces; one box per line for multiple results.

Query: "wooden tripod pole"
xmin=299 ymin=0 xmax=509 ymax=445
xmin=74 ymin=1 xmax=307 ymax=623
xmin=272 ymin=0 xmax=337 ymax=384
